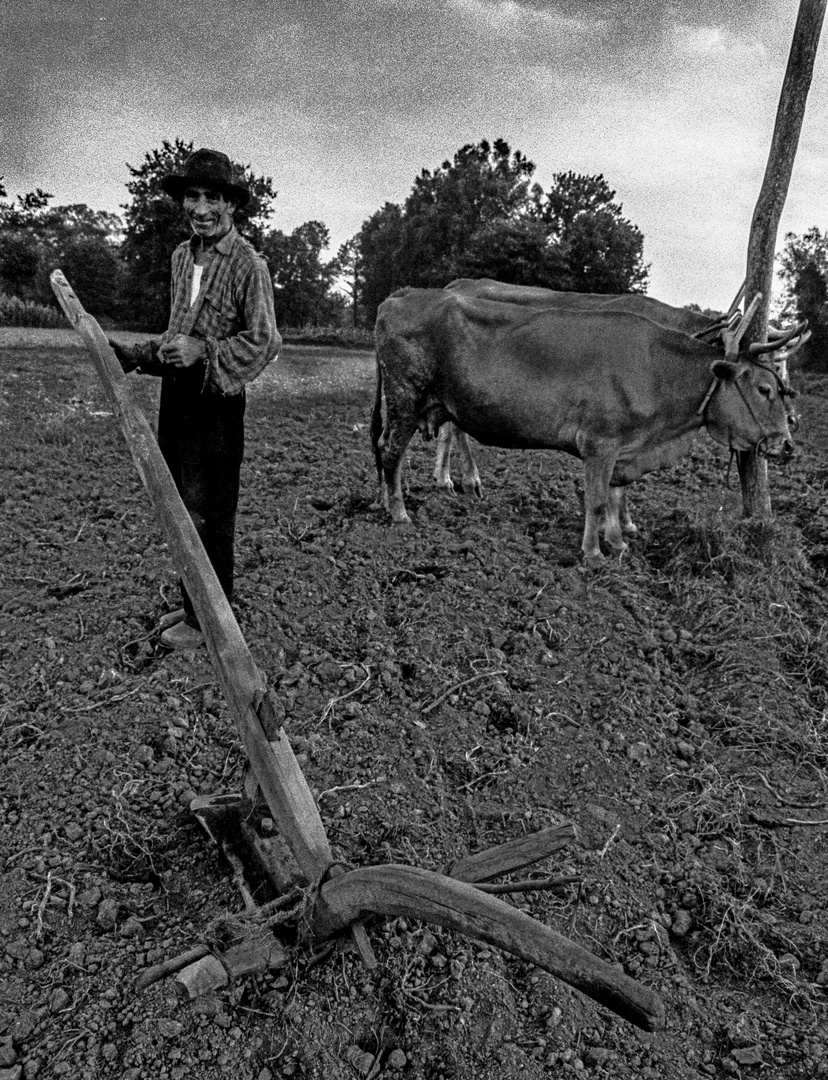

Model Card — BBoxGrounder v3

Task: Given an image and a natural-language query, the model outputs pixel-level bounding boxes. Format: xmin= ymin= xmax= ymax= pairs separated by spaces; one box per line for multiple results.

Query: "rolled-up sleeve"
xmin=203 ymin=260 xmax=281 ymax=396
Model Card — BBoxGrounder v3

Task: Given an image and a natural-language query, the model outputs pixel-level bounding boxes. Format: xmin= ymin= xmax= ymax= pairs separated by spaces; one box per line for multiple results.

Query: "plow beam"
xmin=313 ymin=865 xmax=665 ymax=1032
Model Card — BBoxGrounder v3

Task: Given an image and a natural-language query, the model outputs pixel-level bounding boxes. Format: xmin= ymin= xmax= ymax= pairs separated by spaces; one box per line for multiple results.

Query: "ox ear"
xmin=711 ymin=358 xmax=739 ymax=382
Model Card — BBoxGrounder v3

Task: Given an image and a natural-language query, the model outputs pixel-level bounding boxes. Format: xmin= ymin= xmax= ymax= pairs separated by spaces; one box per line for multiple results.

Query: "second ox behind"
xmin=371 ymin=287 xmax=795 ymax=559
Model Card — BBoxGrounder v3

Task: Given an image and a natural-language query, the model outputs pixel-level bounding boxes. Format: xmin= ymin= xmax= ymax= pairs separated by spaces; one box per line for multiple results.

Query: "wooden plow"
xmin=50 ymin=269 xmax=664 ymax=1032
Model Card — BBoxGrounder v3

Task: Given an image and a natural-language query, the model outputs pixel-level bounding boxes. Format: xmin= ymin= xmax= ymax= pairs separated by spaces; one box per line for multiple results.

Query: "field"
xmin=1 ymin=328 xmax=828 ymax=1079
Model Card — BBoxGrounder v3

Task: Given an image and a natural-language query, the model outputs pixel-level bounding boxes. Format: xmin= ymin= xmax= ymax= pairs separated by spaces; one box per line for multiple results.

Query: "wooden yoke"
xmin=51 ymin=270 xmax=664 ymax=1031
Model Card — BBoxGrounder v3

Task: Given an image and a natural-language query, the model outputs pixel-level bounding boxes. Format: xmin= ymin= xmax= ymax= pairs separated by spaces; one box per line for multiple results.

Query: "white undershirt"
xmin=190 ymin=265 xmax=204 ymax=307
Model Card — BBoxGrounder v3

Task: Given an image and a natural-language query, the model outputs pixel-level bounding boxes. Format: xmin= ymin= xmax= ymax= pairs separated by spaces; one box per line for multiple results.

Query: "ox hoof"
xmin=621 ymin=523 xmax=639 ymax=538
xmin=436 ymin=480 xmax=457 ymax=495
xmin=462 ymin=482 xmax=483 ymax=499
xmin=602 ymin=533 xmax=629 ymax=558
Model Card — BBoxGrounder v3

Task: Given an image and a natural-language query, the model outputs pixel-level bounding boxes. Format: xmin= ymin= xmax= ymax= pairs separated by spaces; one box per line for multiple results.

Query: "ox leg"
xmin=614 ymin=487 xmax=638 ymax=538
xmin=379 ymin=415 xmax=418 ymax=524
xmin=604 ymin=487 xmax=630 ymax=554
xmin=454 ymin=429 xmax=483 ymax=498
xmin=434 ymin=423 xmax=455 ymax=493
xmin=581 ymin=452 xmax=623 ymax=560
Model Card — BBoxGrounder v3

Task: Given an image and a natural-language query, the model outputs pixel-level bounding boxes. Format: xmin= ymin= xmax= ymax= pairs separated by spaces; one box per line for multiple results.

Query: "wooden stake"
xmin=738 ymin=0 xmax=827 ymax=517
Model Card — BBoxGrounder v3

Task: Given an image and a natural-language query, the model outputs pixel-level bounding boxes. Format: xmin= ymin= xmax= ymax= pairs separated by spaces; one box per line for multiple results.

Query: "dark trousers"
xmin=157 ymin=367 xmax=246 ymax=620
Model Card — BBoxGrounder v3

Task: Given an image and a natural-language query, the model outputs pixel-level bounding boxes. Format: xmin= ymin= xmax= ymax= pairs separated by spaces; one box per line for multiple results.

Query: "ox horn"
xmin=693 ymin=317 xmax=730 ymax=341
xmin=767 ymin=319 xmax=808 ymax=341
xmin=722 ymin=293 xmax=762 ymax=357
xmin=767 ymin=329 xmax=811 ymax=385
xmin=748 ymin=320 xmax=808 ymax=354
xmin=772 ymin=328 xmax=812 ymax=361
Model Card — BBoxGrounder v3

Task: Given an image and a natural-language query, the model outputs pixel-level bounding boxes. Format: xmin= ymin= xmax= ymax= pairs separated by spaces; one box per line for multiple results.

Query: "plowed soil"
xmin=1 ymin=328 xmax=827 ymax=1080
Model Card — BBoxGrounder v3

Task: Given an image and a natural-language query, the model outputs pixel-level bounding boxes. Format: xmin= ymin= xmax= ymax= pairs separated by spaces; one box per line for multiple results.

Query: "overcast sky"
xmin=3 ymin=0 xmax=827 ymax=309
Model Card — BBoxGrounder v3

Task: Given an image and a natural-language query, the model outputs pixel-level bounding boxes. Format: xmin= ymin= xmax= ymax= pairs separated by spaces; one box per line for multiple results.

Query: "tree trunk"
xmin=739 ymin=0 xmax=826 ymax=516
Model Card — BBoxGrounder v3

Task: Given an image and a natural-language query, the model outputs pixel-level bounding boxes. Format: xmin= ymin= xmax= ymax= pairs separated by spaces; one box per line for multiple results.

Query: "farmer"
xmin=109 ymin=148 xmax=280 ymax=650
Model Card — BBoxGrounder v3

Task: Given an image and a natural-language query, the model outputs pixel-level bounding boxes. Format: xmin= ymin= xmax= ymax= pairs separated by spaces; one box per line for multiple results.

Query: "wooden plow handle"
xmin=49 ymin=270 xmax=333 ymax=884
xmin=313 ymin=865 xmax=665 ymax=1032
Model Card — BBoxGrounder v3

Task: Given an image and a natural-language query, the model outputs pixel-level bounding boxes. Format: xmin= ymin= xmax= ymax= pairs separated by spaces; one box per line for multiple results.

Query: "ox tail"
xmin=370 ymin=357 xmax=384 ymax=487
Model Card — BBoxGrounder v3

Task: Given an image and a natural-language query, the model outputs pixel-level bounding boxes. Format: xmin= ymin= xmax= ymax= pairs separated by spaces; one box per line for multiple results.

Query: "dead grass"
xmin=92 ymin=772 xmax=172 ymax=884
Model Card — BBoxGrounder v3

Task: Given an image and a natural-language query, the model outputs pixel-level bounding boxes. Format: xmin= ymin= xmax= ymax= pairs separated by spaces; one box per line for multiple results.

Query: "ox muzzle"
xmin=759 ymin=433 xmax=795 ymax=461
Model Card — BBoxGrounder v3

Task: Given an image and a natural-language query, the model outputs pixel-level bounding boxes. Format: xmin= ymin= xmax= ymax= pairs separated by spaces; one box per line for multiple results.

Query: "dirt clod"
xmin=2 ymin=334 xmax=828 ymax=1078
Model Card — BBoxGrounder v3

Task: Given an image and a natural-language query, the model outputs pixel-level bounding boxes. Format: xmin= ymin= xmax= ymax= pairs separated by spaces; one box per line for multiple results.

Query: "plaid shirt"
xmin=141 ymin=227 xmax=280 ymax=395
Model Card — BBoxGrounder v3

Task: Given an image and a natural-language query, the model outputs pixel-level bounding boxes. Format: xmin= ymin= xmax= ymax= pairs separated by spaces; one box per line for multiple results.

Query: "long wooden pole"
xmin=49 ymin=270 xmax=333 ymax=884
xmin=739 ymin=0 xmax=827 ymax=516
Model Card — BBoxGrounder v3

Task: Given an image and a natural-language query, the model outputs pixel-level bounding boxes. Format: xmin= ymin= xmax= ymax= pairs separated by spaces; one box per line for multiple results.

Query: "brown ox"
xmin=434 ymin=279 xmax=804 ymax=504
xmin=431 ymin=280 xmax=805 ymax=544
xmin=371 ymin=288 xmax=795 ymax=559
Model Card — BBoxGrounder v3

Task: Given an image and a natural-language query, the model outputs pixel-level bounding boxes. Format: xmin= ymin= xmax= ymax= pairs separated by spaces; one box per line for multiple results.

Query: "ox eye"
xmin=758 ymin=384 xmax=772 ymax=399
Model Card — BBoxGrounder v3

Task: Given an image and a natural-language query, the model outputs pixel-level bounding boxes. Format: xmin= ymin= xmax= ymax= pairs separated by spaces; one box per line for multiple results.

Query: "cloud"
xmin=2 ymin=0 xmax=826 ymax=308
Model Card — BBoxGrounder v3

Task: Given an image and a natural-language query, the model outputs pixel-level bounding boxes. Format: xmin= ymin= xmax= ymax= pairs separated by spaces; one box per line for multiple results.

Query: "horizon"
xmin=4 ymin=2 xmax=827 ymax=311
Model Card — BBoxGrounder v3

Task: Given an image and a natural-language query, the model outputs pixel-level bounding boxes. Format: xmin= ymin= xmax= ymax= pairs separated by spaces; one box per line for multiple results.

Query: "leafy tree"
xmin=0 ymin=188 xmax=53 ymax=225
xmin=396 ymin=138 xmax=539 ymax=289
xmin=350 ymin=140 xmax=649 ymax=325
xmin=540 ymin=172 xmax=649 ymax=293
xmin=353 ymin=203 xmax=405 ymax=324
xmin=334 ymin=237 xmax=361 ymax=327
xmin=261 ymin=220 xmax=341 ymax=327
xmin=777 ymin=227 xmax=828 ymax=369
xmin=456 ymin=218 xmax=568 ymax=288
xmin=0 ymin=191 xmax=123 ymax=317
xmin=58 ymin=231 xmax=124 ymax=319
xmin=0 ymin=231 xmax=41 ymax=300
xmin=119 ymin=139 xmax=278 ymax=331
xmin=0 ymin=188 xmax=54 ymax=301
xmin=38 ymin=204 xmax=123 ymax=318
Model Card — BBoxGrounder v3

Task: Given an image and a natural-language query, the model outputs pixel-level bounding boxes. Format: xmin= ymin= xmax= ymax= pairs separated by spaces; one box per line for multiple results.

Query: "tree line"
xmin=1 ymin=137 xmax=826 ymax=366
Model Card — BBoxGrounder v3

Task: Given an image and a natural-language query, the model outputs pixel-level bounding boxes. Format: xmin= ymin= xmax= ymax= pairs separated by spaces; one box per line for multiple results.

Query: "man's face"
xmin=182 ymin=185 xmax=235 ymax=242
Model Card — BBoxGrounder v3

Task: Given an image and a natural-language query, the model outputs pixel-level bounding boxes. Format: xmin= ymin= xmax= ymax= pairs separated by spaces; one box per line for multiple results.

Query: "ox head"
xmin=704 ymin=356 xmax=795 ymax=459
xmin=701 ymin=291 xmax=805 ymax=456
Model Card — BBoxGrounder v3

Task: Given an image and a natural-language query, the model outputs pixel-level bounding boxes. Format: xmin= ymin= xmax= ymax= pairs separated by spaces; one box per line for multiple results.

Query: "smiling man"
xmin=109 ymin=148 xmax=280 ymax=649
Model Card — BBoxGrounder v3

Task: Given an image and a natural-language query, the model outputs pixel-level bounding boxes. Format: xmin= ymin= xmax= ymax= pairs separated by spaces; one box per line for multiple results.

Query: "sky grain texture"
xmin=3 ymin=0 xmax=827 ymax=308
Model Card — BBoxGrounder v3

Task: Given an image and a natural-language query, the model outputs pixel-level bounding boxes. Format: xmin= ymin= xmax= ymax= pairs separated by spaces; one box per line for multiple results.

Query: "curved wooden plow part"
xmin=313 ymin=865 xmax=665 ymax=1032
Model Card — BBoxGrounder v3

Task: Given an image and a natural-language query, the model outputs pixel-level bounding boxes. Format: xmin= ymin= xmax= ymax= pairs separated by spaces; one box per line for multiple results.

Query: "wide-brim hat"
xmin=160 ymin=148 xmax=250 ymax=207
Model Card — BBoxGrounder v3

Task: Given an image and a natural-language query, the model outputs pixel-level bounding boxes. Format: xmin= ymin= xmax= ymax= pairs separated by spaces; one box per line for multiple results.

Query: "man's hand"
xmin=159 ymin=334 xmax=206 ymax=368
xmin=107 ymin=338 xmax=139 ymax=373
